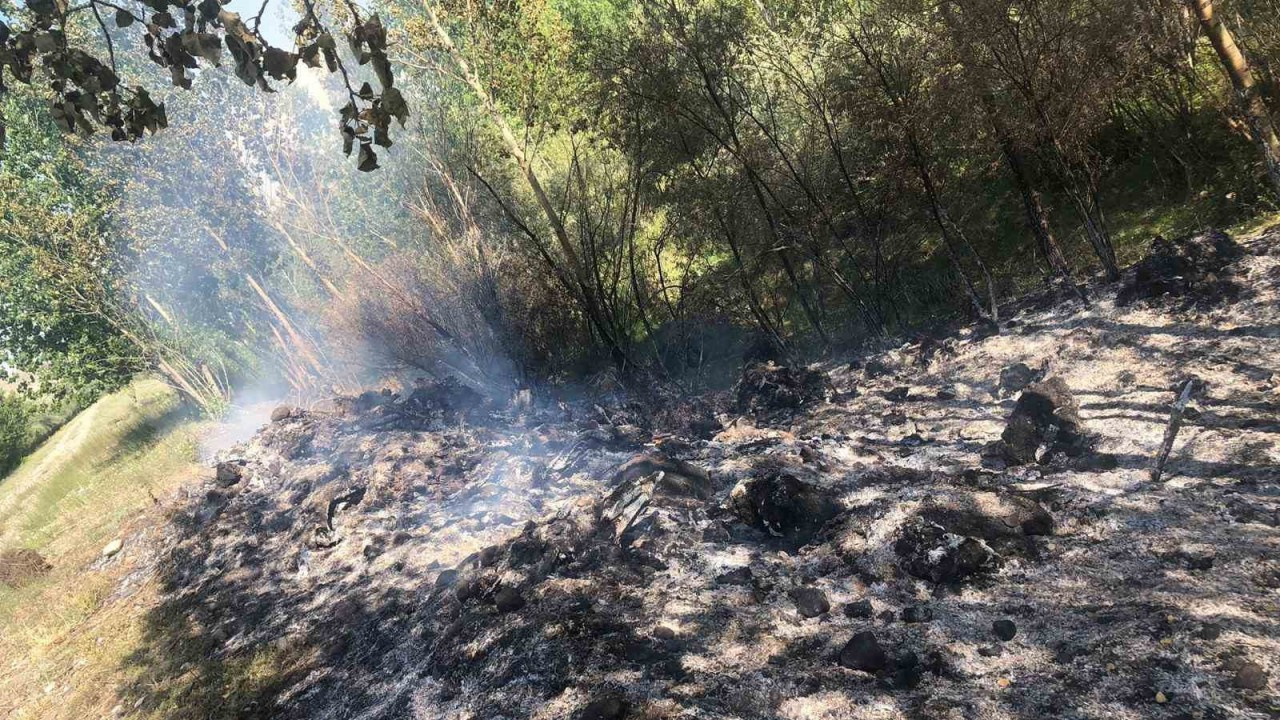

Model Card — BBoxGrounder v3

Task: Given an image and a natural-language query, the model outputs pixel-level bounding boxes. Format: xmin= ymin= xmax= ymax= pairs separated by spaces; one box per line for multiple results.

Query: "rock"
xmin=978 ymin=645 xmax=1004 ymax=657
xmin=999 ymin=363 xmax=1038 ymax=396
xmin=270 ymin=405 xmax=294 ymax=422
xmin=102 ymin=539 xmax=123 ymax=558
xmin=935 ymin=385 xmax=959 ymax=401
xmin=884 ymin=386 xmax=911 ymax=402
xmin=493 ymin=586 xmax=526 ymax=613
xmin=844 ymin=599 xmax=874 ymax=619
xmin=993 ymin=619 xmax=1017 ymax=641
xmin=895 ymin=515 xmax=1002 ymax=585
xmin=789 ymin=587 xmax=831 ymax=618
xmin=0 ymin=548 xmax=52 ymax=588
xmin=1118 ymin=229 xmax=1246 ymax=307
xmin=838 ymin=631 xmax=888 ymax=673
xmin=579 ymin=694 xmax=629 ymax=720
xmin=729 ymin=467 xmax=841 ymax=549
xmin=653 ymin=625 xmax=677 ymax=641
xmin=863 ymin=358 xmax=895 ymax=378
xmin=999 ymin=377 xmax=1089 ymax=464
xmin=1199 ymin=623 xmax=1222 ymax=641
xmin=1234 ymin=662 xmax=1269 ymax=690
xmin=214 ymin=460 xmax=244 ymax=487
xmin=901 ymin=605 xmax=933 ymax=624
xmin=734 ymin=362 xmax=831 ymax=415
xmin=715 ymin=567 xmax=754 ymax=586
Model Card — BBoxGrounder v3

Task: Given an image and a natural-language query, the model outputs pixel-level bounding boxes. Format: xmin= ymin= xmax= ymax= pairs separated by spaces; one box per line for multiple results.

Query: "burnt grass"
xmin=118 ymin=230 xmax=1280 ymax=720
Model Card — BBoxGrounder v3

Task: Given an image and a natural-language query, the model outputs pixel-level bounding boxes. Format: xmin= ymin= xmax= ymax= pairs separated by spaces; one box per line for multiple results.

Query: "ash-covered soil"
xmin=124 ymin=229 xmax=1279 ymax=719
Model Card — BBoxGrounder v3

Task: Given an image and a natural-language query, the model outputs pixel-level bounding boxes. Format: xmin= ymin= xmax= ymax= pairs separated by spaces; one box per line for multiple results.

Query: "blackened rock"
xmin=270 ymin=405 xmax=294 ymax=422
xmin=1000 ymin=377 xmax=1089 ymax=464
xmin=901 ymin=605 xmax=933 ymax=623
xmin=895 ymin=517 xmax=1001 ymax=585
xmin=839 ymin=631 xmax=888 ymax=673
xmin=884 ymin=386 xmax=911 ymax=402
xmin=493 ymin=586 xmax=526 ymax=613
xmin=1118 ymin=229 xmax=1246 ymax=308
xmin=999 ymin=363 xmax=1038 ymax=396
xmin=789 ymin=587 xmax=831 ymax=618
xmin=715 ymin=567 xmax=754 ymax=586
xmin=734 ymin=362 xmax=831 ymax=416
xmin=978 ymin=645 xmax=1003 ymax=657
xmin=729 ymin=468 xmax=841 ymax=550
xmin=214 ymin=460 xmax=244 ymax=487
xmin=863 ymin=358 xmax=895 ymax=378
xmin=844 ymin=599 xmax=874 ymax=618
xmin=993 ymin=619 xmax=1017 ymax=641
xmin=579 ymin=694 xmax=630 ymax=720
xmin=1234 ymin=662 xmax=1269 ymax=690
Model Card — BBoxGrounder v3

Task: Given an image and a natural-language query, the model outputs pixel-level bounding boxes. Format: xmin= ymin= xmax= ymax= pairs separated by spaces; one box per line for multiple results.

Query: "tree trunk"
xmin=997 ymin=136 xmax=1089 ymax=303
xmin=1189 ymin=0 xmax=1280 ymax=197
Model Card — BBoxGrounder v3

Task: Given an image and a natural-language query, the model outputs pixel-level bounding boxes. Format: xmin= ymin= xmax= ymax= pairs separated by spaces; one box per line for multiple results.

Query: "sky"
xmin=223 ymin=0 xmax=298 ymax=48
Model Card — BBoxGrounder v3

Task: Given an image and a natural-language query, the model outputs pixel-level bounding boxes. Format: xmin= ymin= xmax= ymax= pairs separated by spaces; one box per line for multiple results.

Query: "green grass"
xmin=0 ymin=376 xmax=208 ymax=720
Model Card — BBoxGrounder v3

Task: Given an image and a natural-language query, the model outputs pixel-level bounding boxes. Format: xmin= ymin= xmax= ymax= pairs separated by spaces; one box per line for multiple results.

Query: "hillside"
xmin=4 ymin=226 xmax=1270 ymax=720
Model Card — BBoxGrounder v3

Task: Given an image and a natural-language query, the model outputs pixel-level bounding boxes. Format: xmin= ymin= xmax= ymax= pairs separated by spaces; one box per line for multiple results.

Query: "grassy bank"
xmin=0 ymin=377 xmax=205 ymax=720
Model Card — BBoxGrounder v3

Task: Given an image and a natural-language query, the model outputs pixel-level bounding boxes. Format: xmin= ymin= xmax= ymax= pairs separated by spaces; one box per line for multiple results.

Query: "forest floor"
xmin=1 ymin=223 xmax=1279 ymax=720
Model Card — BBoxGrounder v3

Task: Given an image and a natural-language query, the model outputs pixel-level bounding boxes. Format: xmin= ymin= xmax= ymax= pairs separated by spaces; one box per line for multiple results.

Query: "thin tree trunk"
xmin=422 ymin=1 xmax=630 ymax=370
xmin=1189 ymin=0 xmax=1280 ymax=197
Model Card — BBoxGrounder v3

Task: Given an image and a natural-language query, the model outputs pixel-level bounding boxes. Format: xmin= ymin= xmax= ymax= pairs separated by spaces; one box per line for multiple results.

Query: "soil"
xmin=118 ymin=228 xmax=1280 ymax=719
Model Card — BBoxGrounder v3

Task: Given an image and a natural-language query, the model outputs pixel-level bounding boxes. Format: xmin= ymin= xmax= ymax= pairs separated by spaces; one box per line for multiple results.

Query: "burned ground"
xmin=115 ymin=230 xmax=1279 ymax=720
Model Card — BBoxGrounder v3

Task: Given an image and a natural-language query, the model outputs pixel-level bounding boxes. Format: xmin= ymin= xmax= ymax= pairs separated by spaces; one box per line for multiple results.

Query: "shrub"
xmin=0 ymin=394 xmax=33 ymax=477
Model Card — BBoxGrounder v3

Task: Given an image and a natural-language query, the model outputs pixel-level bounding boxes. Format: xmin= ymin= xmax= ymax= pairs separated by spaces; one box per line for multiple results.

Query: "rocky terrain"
xmin=121 ymin=228 xmax=1279 ymax=719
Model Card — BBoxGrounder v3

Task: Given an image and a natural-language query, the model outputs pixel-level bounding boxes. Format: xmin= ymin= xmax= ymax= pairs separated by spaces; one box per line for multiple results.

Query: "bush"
xmin=0 ymin=395 xmax=33 ymax=477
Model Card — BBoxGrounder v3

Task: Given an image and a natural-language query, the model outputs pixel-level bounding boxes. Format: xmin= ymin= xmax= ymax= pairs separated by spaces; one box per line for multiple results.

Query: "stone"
xmin=715 ymin=567 xmax=754 ymax=586
xmin=993 ymin=619 xmax=1017 ymax=641
xmin=999 ymin=363 xmax=1038 ymax=396
xmin=901 ymin=605 xmax=933 ymax=624
xmin=653 ymin=625 xmax=677 ymax=641
xmin=838 ymin=631 xmax=887 ymax=673
xmin=978 ymin=645 xmax=1003 ymax=658
xmin=102 ymin=539 xmax=123 ymax=558
xmin=493 ymin=586 xmax=526 ymax=613
xmin=884 ymin=386 xmax=911 ymax=402
xmin=729 ymin=468 xmax=841 ymax=549
xmin=579 ymin=694 xmax=629 ymax=720
xmin=1234 ymin=662 xmax=1269 ymax=690
xmin=270 ymin=405 xmax=294 ymax=422
xmin=844 ymin=599 xmax=874 ymax=618
xmin=863 ymin=358 xmax=895 ymax=378
xmin=999 ymin=377 xmax=1089 ymax=464
xmin=214 ymin=461 xmax=244 ymax=487
xmin=1199 ymin=623 xmax=1222 ymax=641
xmin=789 ymin=587 xmax=831 ymax=618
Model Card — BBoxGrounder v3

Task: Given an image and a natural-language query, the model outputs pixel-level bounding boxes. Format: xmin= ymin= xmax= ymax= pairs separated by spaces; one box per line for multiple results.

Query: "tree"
xmin=0 ymin=0 xmax=406 ymax=170
xmin=1188 ymin=0 xmax=1280 ymax=196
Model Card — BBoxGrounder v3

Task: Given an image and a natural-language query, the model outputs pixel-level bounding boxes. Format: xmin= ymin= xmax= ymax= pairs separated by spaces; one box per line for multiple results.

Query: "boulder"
xmin=789 ymin=586 xmax=831 ymax=618
xmin=895 ymin=490 xmax=1053 ymax=584
xmin=998 ymin=363 xmax=1039 ymax=396
xmin=729 ymin=467 xmax=841 ymax=549
xmin=215 ymin=460 xmax=245 ymax=487
xmin=838 ymin=631 xmax=888 ymax=672
xmin=1117 ymin=229 xmax=1245 ymax=307
xmin=999 ymin=377 xmax=1089 ymax=464
xmin=734 ymin=362 xmax=831 ymax=416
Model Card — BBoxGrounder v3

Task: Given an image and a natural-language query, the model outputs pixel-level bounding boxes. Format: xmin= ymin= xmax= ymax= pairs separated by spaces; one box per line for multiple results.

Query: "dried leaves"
xmin=0 ymin=0 xmax=407 ymax=171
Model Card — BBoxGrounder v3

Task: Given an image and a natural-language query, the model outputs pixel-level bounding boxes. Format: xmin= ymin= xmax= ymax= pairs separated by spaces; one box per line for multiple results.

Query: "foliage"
xmin=0 ymin=392 xmax=31 ymax=476
xmin=0 ymin=0 xmax=405 ymax=170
